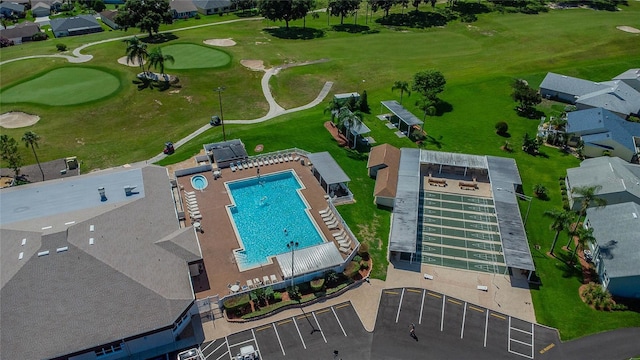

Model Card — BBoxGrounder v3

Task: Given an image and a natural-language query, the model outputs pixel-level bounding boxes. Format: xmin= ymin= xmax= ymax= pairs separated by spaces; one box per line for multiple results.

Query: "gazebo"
xmin=380 ymin=100 xmax=424 ymax=137
xmin=307 ymin=152 xmax=353 ymax=202
xmin=346 ymin=117 xmax=371 ymax=149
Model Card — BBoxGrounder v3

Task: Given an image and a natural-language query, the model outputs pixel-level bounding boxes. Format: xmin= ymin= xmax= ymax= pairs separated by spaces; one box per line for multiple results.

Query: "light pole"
xmin=286 ymin=241 xmax=299 ymax=291
xmin=496 ymin=187 xmax=532 ymax=227
xmin=214 ymin=86 xmax=226 ymax=141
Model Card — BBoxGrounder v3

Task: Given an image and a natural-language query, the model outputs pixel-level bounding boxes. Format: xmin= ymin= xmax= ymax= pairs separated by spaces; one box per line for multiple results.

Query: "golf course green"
xmin=161 ymin=44 xmax=231 ymax=69
xmin=0 ymin=67 xmax=120 ymax=106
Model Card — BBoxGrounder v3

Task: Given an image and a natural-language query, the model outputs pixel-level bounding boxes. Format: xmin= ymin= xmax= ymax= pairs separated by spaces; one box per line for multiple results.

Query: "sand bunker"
xmin=117 ymin=56 xmax=145 ymax=67
xmin=617 ymin=26 xmax=640 ymax=34
xmin=0 ymin=112 xmax=40 ymax=128
xmin=241 ymin=60 xmax=265 ymax=71
xmin=203 ymin=38 xmax=236 ymax=46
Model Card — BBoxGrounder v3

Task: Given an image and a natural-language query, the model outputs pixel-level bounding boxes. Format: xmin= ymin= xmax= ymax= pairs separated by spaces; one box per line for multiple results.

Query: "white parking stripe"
xmin=215 ymin=352 xmax=229 ymax=360
xmin=293 ymin=316 xmax=307 ymax=349
xmin=461 ymin=302 xmax=467 ymax=339
xmin=511 ymin=338 xmax=533 ymax=347
xmin=531 ymin=323 xmax=535 ymax=359
xmin=395 ymin=288 xmax=405 ymax=323
xmin=440 ymin=295 xmax=445 ymax=332
xmin=419 ymin=289 xmax=426 ymax=325
xmin=272 ymin=323 xmax=285 ymax=356
xmin=332 ymin=306 xmax=348 ymax=337
xmin=312 ymin=312 xmax=327 ymax=343
xmin=224 ymin=336 xmax=232 ymax=360
xmin=512 ymin=327 xmax=533 ymax=335
xmin=230 ymin=338 xmax=254 ymax=347
xmin=483 ymin=309 xmax=489 ymax=347
xmin=201 ymin=340 xmax=215 ymax=353
xmin=207 ymin=341 xmax=227 ymax=359
xmin=251 ymin=329 xmax=262 ymax=359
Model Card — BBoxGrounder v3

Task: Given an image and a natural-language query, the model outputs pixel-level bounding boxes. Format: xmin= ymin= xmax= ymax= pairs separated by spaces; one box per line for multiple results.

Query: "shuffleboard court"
xmin=419 ymin=191 xmax=506 ymax=273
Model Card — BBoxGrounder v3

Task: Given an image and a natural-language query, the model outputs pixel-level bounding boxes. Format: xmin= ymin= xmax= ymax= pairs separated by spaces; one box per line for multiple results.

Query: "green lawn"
xmin=2 ymin=2 xmax=640 ymax=340
xmin=162 ymin=44 xmax=232 ymax=69
xmin=0 ymin=67 xmax=121 ymax=105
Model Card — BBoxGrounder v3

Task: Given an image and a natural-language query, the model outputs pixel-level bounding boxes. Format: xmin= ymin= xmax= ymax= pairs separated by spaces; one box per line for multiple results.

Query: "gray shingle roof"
xmin=170 ymin=0 xmax=197 ymax=12
xmin=0 ymin=2 xmax=25 ymax=11
xmin=539 ymin=72 xmax=610 ymax=98
xmin=566 ymin=108 xmax=640 ymax=154
xmin=576 ymin=80 xmax=640 ymax=116
xmin=0 ymin=165 xmax=200 ymax=359
xmin=192 ymin=0 xmax=230 ymax=9
xmin=587 ymin=202 xmax=640 ymax=278
xmin=566 ymin=157 xmax=640 ymax=202
xmin=0 ymin=21 xmax=39 ymax=39
xmin=50 ymin=14 xmax=101 ymax=32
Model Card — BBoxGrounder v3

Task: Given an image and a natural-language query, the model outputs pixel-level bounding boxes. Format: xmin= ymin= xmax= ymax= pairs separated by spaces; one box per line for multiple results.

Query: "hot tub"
xmin=191 ymin=174 xmax=208 ymax=190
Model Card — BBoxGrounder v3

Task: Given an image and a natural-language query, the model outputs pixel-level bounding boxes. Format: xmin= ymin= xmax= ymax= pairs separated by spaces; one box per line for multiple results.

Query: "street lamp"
xmin=496 ymin=187 xmax=532 ymax=227
xmin=286 ymin=241 xmax=299 ymax=290
xmin=214 ymin=86 xmax=226 ymax=141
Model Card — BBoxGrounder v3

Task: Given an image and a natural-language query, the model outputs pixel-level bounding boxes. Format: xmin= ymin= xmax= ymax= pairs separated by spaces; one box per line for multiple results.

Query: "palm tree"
xmin=416 ymin=97 xmax=436 ymax=121
xmin=337 ymin=107 xmax=363 ymax=149
xmin=22 ymin=131 xmax=44 ymax=181
xmin=147 ymin=47 xmax=175 ymax=81
xmin=543 ymin=209 xmax=574 ymax=256
xmin=324 ymin=98 xmax=342 ymax=123
xmin=567 ymin=185 xmax=607 ymax=248
xmin=124 ymin=36 xmax=148 ymax=76
xmin=391 ymin=80 xmax=411 ymax=105
xmin=571 ymin=226 xmax=595 ymax=265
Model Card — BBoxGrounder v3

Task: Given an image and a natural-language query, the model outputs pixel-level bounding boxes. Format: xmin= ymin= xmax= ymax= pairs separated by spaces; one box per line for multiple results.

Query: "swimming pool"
xmin=226 ymin=170 xmax=325 ymax=270
xmin=191 ymin=175 xmax=208 ymax=190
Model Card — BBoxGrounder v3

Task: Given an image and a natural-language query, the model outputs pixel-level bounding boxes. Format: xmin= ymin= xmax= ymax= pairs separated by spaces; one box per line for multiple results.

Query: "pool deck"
xmin=175 ymin=155 xmax=352 ymax=300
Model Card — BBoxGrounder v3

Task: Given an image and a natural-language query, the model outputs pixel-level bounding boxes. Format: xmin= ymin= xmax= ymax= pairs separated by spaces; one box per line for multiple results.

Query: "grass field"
xmin=2 ymin=2 xmax=640 ymax=340
xmin=161 ymin=44 xmax=232 ymax=69
xmin=0 ymin=67 xmax=121 ymax=105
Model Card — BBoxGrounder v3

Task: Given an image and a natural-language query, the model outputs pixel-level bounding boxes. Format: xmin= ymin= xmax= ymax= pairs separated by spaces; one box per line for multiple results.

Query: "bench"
xmin=428 ymin=178 xmax=447 ymax=187
xmin=459 ymin=181 xmax=478 ymax=190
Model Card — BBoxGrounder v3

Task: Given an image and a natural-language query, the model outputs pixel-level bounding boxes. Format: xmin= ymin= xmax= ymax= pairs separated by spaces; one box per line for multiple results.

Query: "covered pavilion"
xmin=380 ymin=100 xmax=424 ymax=137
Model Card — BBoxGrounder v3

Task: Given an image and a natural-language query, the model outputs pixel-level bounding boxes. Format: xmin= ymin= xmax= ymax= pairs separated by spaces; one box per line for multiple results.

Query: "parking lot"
xmin=370 ymin=288 xmax=560 ymax=360
xmin=200 ymin=302 xmax=371 ymax=360
xmin=197 ymin=288 xmax=563 ymax=360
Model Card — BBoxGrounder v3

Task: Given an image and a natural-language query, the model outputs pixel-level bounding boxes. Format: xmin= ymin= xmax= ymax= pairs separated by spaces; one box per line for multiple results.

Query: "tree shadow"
xmin=497 ymin=132 xmax=511 ymax=138
xmin=434 ymin=100 xmax=453 ymax=116
xmin=331 ymin=24 xmax=369 ymax=33
xmin=422 ymin=134 xmax=444 ymax=149
xmin=141 ymin=33 xmax=178 ymax=44
xmin=376 ymin=11 xmax=447 ymax=28
xmin=235 ymin=9 xmax=259 ymax=17
xmin=264 ymin=26 xmax=325 ymax=40
xmin=554 ymin=251 xmax=583 ymax=281
xmin=516 ymin=107 xmax=545 ymax=120
xmin=453 ymin=1 xmax=491 ymax=14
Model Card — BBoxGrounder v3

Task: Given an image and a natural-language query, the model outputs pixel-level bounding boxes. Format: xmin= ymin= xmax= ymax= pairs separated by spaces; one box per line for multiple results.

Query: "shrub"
xmin=533 ymin=184 xmax=547 ymax=198
xmin=325 ymin=270 xmax=340 ymax=286
xmin=360 ymin=262 xmax=369 ymax=270
xmin=0 ymin=37 xmax=14 ymax=47
xmin=495 ymin=121 xmax=509 ymax=135
xmin=343 ymin=261 xmax=360 ymax=278
xmin=56 ymin=43 xmax=67 ymax=51
xmin=326 ymin=283 xmax=349 ymax=295
xmin=32 ymin=32 xmax=48 ymax=41
xmin=353 ymin=255 xmax=363 ymax=263
xmin=194 ymin=13 xmax=201 ymax=19
xmin=459 ymin=13 xmax=477 ymax=23
xmin=223 ymin=294 xmax=250 ymax=311
xmin=273 ymin=291 xmax=283 ymax=302
xmin=310 ymin=278 xmax=325 ymax=291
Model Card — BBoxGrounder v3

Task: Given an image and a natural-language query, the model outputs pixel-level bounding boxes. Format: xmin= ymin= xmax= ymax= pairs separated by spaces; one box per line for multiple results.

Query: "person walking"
xmin=409 ymin=323 xmax=417 ymax=340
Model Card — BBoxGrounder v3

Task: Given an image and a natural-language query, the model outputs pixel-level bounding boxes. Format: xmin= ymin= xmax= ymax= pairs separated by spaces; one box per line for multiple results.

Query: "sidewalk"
xmin=202 ymin=261 xmax=536 ymax=341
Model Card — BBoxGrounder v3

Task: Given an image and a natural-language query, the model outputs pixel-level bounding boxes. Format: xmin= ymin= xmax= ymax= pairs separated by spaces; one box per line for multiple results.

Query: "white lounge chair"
xmin=293 ymin=154 xmax=300 ymax=161
xmin=184 ymin=191 xmax=195 ymax=196
xmin=186 ymin=201 xmax=198 ymax=207
xmin=254 ymin=277 xmax=262 ymax=286
xmin=289 ymin=153 xmax=294 ymax=161
xmin=321 ymin=212 xmax=335 ymax=221
xmin=258 ymin=158 xmax=264 ymax=166
xmin=248 ymin=161 xmax=254 ymax=168
xmin=283 ymin=154 xmax=289 ymax=162
xmin=332 ymin=229 xmax=345 ymax=237
xmin=328 ymin=222 xmax=340 ymax=230
xmin=191 ymin=214 xmax=202 ymax=220
xmin=230 ymin=164 xmax=237 ymax=172
xmin=268 ymin=157 xmax=274 ymax=165
xmin=247 ymin=279 xmax=254 ymax=289
xmin=190 ymin=211 xmax=201 ymax=217
xmin=335 ymin=234 xmax=347 ymax=242
xmin=263 ymin=275 xmax=270 ymax=285
xmin=319 ymin=207 xmax=331 ymax=215
xmin=325 ymin=218 xmax=338 ymax=226
xmin=339 ymin=239 xmax=352 ymax=247
xmin=339 ymin=246 xmax=350 ymax=254
xmin=270 ymin=274 xmax=278 ymax=283
xmin=188 ymin=206 xmax=199 ymax=212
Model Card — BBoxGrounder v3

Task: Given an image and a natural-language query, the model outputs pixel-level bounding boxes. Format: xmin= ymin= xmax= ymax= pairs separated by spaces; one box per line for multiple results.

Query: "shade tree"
xmin=258 ymin=0 xmax=315 ymax=29
xmin=412 ymin=69 xmax=446 ymax=102
xmin=21 ymin=131 xmax=44 ymax=181
xmin=328 ymin=0 xmax=360 ymax=24
xmin=115 ymin=0 xmax=173 ymax=38
xmin=0 ymin=135 xmax=22 ymax=178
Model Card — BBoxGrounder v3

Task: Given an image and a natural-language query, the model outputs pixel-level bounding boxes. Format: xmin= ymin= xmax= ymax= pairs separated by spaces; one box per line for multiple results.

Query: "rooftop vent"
xmin=89 ymin=238 xmax=94 ymax=245
xmin=38 ymin=250 xmax=50 ymax=257
xmin=21 ymin=238 xmax=26 ymax=246
xmin=56 ymin=246 xmax=68 ymax=253
xmin=633 ymin=213 xmax=638 ymax=219
xmin=18 ymin=252 xmax=24 ymax=260
xmin=90 ymin=225 xmax=95 ymax=232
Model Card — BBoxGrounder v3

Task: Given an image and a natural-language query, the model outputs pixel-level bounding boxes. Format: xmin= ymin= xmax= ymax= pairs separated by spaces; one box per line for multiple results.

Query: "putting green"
xmin=0 ymin=67 xmax=120 ymax=106
xmin=161 ymin=44 xmax=231 ymax=70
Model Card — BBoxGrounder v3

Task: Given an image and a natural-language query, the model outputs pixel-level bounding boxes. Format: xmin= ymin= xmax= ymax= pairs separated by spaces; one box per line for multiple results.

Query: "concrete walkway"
xmin=203 ymin=262 xmax=536 ymax=341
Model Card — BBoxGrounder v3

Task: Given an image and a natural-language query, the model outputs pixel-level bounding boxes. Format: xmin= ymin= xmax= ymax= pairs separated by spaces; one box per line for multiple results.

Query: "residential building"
xmin=0 ymin=2 xmax=25 ymax=18
xmin=192 ymin=0 xmax=231 ymax=15
xmin=31 ymin=2 xmax=51 ymax=17
xmin=99 ymin=9 xmax=119 ymax=29
xmin=539 ymin=71 xmax=640 ymax=119
xmin=366 ymin=143 xmax=400 ymax=207
xmin=0 ymin=165 xmax=204 ymax=359
xmin=170 ymin=0 xmax=198 ymax=19
xmin=566 ymin=108 xmax=640 ymax=162
xmin=565 ymin=157 xmax=640 ymax=211
xmin=613 ymin=68 xmax=640 ymax=93
xmin=50 ymin=14 xmax=103 ymax=37
xmin=0 ymin=20 xmax=39 ymax=44
xmin=585 ymin=202 xmax=640 ymax=299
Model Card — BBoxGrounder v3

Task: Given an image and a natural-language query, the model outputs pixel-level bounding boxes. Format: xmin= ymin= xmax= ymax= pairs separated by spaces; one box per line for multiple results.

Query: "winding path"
xmin=1 ymin=18 xmax=334 ymax=164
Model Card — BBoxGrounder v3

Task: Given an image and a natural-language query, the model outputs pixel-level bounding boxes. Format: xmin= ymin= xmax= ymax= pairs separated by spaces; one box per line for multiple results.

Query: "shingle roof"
xmin=575 ymin=80 xmax=640 ymax=116
xmin=566 ymin=108 xmax=640 ymax=154
xmin=566 ymin=157 xmax=640 ymax=201
xmin=374 ymin=166 xmax=397 ymax=198
xmin=192 ymin=0 xmax=230 ymax=9
xmin=539 ymin=72 xmax=610 ymax=98
xmin=587 ymin=202 xmax=640 ymax=278
xmin=32 ymin=2 xmax=49 ymax=10
xmin=614 ymin=68 xmax=640 ymax=92
xmin=0 ymin=2 xmax=25 ymax=11
xmin=99 ymin=9 xmax=118 ymax=21
xmin=0 ymin=21 xmax=39 ymax=39
xmin=170 ymin=0 xmax=197 ymax=13
xmin=367 ymin=143 xmax=400 ymax=169
xmin=50 ymin=14 xmax=101 ymax=32
xmin=0 ymin=165 xmax=200 ymax=359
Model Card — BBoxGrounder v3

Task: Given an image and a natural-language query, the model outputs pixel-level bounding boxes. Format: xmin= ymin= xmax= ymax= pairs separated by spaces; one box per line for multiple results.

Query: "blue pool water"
xmin=227 ymin=170 xmax=324 ymax=269
xmin=191 ymin=175 xmax=208 ymax=190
